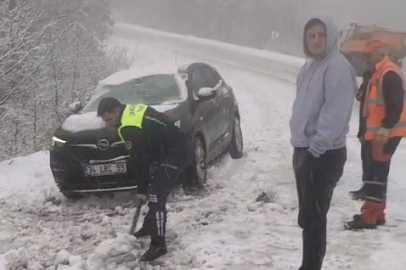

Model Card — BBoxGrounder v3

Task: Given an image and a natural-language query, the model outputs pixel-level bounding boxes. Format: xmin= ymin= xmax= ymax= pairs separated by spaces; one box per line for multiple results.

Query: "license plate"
xmin=83 ymin=162 xmax=127 ymax=176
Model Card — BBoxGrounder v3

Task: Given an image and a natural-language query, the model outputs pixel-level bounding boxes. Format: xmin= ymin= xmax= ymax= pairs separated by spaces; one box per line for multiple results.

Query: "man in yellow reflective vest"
xmin=345 ymin=45 xmax=406 ymax=230
xmin=97 ymin=97 xmax=193 ymax=261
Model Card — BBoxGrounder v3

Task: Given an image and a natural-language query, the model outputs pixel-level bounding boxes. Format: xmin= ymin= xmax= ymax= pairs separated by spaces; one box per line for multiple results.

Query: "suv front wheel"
xmin=186 ymin=136 xmax=207 ymax=188
xmin=229 ymin=117 xmax=243 ymax=159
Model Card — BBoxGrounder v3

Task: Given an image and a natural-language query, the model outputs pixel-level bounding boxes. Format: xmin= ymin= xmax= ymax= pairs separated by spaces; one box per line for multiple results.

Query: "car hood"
xmin=57 ymin=103 xmax=186 ymax=138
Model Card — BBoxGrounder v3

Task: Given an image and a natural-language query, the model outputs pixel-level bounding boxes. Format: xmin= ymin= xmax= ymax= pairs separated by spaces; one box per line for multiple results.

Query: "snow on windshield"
xmin=83 ymin=74 xmax=185 ymax=113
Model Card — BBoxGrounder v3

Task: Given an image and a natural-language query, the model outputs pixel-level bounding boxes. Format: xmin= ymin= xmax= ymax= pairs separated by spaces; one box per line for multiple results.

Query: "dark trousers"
xmin=293 ymin=147 xmax=347 ymax=270
xmin=142 ymin=139 xmax=193 ymax=247
xmin=361 ymin=141 xmax=369 ymax=182
xmin=362 ymin=138 xmax=401 ymax=203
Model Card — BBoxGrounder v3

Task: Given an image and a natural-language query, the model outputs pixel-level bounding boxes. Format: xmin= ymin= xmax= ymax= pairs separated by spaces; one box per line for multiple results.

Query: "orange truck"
xmin=340 ymin=23 xmax=406 ymax=76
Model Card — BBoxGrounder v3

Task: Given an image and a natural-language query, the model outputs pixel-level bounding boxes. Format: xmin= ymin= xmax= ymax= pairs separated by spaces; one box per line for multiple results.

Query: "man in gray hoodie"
xmin=289 ymin=13 xmax=357 ymax=270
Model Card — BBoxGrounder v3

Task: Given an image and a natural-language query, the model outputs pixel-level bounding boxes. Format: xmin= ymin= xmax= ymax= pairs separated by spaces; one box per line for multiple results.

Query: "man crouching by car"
xmin=97 ymin=97 xmax=193 ymax=261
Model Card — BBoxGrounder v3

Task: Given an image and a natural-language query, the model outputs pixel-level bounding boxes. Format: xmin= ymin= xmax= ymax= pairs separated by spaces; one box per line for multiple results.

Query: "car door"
xmin=212 ymin=68 xmax=235 ymax=131
xmin=200 ymin=66 xmax=231 ymax=150
xmin=189 ymin=66 xmax=223 ymax=157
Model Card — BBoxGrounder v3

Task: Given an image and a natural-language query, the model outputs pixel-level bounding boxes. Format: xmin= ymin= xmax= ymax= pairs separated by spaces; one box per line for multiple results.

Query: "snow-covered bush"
xmin=0 ymin=0 xmax=132 ymax=161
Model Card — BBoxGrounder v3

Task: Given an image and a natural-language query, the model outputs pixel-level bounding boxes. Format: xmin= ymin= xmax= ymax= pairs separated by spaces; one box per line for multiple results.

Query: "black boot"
xmin=140 ymin=245 xmax=167 ymax=261
xmin=344 ymin=215 xmax=377 ymax=230
xmin=377 ymin=218 xmax=386 ymax=226
xmin=349 ymin=185 xmax=367 ymax=201
xmin=133 ymin=227 xmax=150 ymax=238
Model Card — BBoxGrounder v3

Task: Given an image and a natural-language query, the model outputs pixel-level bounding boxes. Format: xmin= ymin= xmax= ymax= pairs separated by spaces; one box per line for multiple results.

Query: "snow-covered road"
xmin=1 ymin=25 xmax=406 ymax=270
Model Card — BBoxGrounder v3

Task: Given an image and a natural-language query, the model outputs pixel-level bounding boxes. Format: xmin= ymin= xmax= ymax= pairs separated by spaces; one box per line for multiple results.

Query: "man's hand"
xmin=136 ymin=194 xmax=147 ymax=207
xmin=375 ymin=127 xmax=390 ymax=145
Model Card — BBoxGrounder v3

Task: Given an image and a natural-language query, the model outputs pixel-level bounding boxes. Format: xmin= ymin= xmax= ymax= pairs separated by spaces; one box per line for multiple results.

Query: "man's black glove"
xmin=356 ymin=87 xmax=365 ymax=101
xmin=356 ymin=70 xmax=373 ymax=102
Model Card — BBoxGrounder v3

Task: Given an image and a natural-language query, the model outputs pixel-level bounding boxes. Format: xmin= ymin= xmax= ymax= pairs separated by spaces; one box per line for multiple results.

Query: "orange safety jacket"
xmin=364 ymin=56 xmax=406 ymax=140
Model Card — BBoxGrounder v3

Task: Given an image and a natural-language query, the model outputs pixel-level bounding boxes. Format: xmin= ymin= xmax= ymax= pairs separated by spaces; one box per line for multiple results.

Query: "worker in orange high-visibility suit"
xmin=345 ymin=45 xmax=406 ymax=230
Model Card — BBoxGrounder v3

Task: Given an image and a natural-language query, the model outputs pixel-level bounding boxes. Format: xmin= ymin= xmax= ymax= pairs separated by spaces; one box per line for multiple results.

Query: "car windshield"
xmin=83 ymin=74 xmax=183 ymax=112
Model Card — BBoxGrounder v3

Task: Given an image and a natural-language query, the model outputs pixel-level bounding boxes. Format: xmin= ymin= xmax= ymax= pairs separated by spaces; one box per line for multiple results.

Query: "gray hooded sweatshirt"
xmin=289 ymin=13 xmax=357 ymax=157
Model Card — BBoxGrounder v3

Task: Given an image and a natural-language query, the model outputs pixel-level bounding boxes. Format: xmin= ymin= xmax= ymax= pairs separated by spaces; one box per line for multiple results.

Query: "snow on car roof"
xmin=99 ymin=65 xmax=179 ymax=86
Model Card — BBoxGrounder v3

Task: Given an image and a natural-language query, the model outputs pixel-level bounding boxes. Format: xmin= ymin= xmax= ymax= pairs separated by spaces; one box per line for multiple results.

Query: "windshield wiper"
xmin=160 ymin=100 xmax=180 ymax=105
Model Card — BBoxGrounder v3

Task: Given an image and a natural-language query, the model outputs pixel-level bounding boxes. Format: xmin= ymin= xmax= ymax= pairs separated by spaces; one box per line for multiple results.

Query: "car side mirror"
xmin=197 ymin=87 xmax=216 ymax=99
xmin=196 ymin=80 xmax=223 ymax=100
xmin=68 ymin=101 xmax=83 ymax=114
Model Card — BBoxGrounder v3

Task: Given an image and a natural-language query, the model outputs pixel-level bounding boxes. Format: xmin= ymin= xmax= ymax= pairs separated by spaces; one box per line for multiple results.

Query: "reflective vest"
xmin=364 ymin=56 xmax=406 ymax=140
xmin=118 ymin=104 xmax=148 ymax=142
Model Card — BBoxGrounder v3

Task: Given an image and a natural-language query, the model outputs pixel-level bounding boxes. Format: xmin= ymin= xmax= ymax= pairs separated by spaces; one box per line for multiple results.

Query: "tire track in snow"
xmin=3 ymin=36 xmax=406 ymax=269
xmin=181 ymin=65 xmax=362 ymax=270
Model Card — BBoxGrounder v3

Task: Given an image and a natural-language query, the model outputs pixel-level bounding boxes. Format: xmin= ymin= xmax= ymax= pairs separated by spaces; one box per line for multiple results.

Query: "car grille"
xmin=67 ymin=143 xmax=128 ymax=163
xmin=50 ymin=142 xmax=138 ymax=192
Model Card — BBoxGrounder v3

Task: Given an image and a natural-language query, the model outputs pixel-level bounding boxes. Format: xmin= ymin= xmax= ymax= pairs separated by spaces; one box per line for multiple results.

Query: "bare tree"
xmin=0 ymin=0 xmax=133 ymax=161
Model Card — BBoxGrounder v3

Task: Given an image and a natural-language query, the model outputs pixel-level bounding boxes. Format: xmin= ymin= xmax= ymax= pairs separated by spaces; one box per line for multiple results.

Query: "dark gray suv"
xmin=50 ymin=62 xmax=243 ymax=198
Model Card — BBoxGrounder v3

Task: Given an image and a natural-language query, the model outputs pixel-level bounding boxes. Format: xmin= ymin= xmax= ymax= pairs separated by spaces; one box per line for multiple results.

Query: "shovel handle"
xmin=129 ymin=204 xmax=142 ymax=235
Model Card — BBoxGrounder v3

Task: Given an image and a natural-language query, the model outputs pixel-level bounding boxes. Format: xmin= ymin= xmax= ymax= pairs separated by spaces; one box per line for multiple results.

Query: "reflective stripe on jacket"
xmin=364 ymin=57 xmax=406 ymax=140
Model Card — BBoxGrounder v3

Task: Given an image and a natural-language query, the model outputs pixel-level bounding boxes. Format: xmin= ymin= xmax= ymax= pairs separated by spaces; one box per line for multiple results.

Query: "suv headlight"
xmin=52 ymin=136 xmax=67 ymax=147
